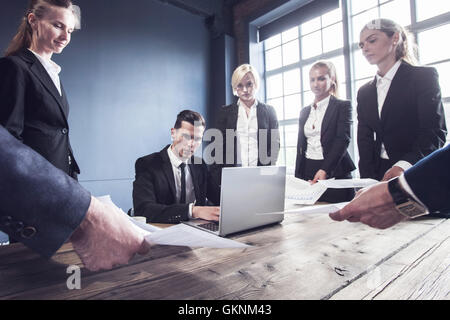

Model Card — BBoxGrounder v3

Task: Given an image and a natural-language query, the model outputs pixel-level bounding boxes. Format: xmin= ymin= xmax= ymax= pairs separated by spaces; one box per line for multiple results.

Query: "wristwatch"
xmin=388 ymin=177 xmax=429 ymax=219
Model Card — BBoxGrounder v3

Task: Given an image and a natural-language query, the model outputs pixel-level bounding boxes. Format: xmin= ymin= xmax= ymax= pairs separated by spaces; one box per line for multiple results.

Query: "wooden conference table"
xmin=0 ymin=201 xmax=449 ymax=300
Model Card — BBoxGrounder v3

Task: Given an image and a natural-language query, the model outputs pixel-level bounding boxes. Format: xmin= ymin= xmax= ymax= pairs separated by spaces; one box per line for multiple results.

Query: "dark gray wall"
xmin=0 ymin=0 xmax=211 ymax=211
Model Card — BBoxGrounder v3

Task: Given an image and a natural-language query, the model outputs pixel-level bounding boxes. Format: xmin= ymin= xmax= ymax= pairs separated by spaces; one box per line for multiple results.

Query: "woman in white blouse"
xmin=295 ymin=60 xmax=356 ymax=203
xmin=357 ymin=18 xmax=446 ymax=181
xmin=208 ymin=64 xmax=280 ymax=205
xmin=0 ymin=0 xmax=82 ymax=179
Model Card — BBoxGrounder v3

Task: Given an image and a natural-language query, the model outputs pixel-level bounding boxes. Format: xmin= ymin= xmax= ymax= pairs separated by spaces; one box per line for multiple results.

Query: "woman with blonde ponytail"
xmin=357 ymin=18 xmax=447 ymax=181
xmin=0 ymin=0 xmax=82 ymax=179
xmin=294 ymin=60 xmax=356 ymax=203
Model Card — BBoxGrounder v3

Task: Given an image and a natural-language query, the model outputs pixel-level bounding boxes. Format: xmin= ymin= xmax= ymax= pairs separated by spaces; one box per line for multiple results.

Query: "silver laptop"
xmin=184 ymin=166 xmax=285 ymax=236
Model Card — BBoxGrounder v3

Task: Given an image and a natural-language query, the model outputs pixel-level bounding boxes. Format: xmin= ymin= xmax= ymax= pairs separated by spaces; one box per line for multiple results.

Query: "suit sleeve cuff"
xmin=393 ymin=160 xmax=413 ymax=171
xmin=398 ymin=174 xmax=428 ymax=209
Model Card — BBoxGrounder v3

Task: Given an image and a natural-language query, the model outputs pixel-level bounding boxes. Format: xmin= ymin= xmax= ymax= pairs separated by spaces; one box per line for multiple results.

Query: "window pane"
xmin=265 ymin=34 xmax=281 ymax=50
xmin=284 ymin=94 xmax=301 ymax=120
xmin=283 ymin=68 xmax=301 ymax=95
xmin=267 ymin=97 xmax=284 ymax=121
xmin=278 ymin=147 xmax=286 ymax=166
xmin=351 ymin=8 xmax=378 ymax=44
xmin=265 ymin=46 xmax=282 ymax=71
xmin=322 ymin=8 xmax=342 ymax=27
xmin=301 ymin=17 xmax=321 ymax=36
xmin=301 ymin=31 xmax=322 ymax=59
xmin=285 ymin=147 xmax=298 ymax=169
xmin=350 ymin=0 xmax=378 ymax=15
xmin=282 ymin=40 xmax=300 ymax=66
xmin=323 ymin=22 xmax=344 ymax=53
xmin=282 ymin=27 xmax=299 ymax=43
xmin=379 ymin=0 xmax=411 ymax=27
xmin=284 ymin=124 xmax=299 ymax=147
xmin=302 ymin=63 xmax=314 ymax=90
xmin=418 ymin=24 xmax=450 ymax=65
xmin=431 ymin=61 xmax=450 ymax=98
xmin=266 ymin=74 xmax=283 ymax=99
xmin=416 ymin=0 xmax=450 ymax=22
xmin=353 ymin=48 xmax=377 ymax=80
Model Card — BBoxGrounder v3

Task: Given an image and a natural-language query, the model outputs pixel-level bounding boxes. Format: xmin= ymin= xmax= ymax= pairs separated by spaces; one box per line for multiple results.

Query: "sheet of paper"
xmin=285 ymin=175 xmax=328 ymax=205
xmin=145 ymin=224 xmax=251 ymax=248
xmin=97 ymin=195 xmax=249 ymax=248
xmin=97 ymin=195 xmax=161 ymax=233
xmin=260 ymin=202 xmax=349 ymax=215
xmin=318 ymin=178 xmax=378 ymax=189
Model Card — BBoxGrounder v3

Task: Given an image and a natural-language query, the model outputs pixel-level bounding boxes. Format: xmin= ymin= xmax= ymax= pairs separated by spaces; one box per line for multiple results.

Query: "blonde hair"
xmin=231 ymin=64 xmax=260 ymax=96
xmin=310 ymin=60 xmax=339 ymax=98
xmin=362 ymin=18 xmax=418 ymax=65
xmin=5 ymin=0 xmax=81 ymax=57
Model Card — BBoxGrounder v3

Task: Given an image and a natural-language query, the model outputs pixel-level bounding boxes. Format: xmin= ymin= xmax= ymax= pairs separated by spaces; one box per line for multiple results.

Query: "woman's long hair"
xmin=363 ymin=18 xmax=418 ymax=65
xmin=5 ymin=0 xmax=81 ymax=57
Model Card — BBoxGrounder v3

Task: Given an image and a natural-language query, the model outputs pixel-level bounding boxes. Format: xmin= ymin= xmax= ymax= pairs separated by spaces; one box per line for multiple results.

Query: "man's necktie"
xmin=179 ymin=163 xmax=186 ymax=204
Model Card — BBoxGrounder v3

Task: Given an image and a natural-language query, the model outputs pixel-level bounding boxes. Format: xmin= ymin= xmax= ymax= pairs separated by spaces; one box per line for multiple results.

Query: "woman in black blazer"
xmin=0 ymin=0 xmax=81 ymax=179
xmin=357 ymin=18 xmax=447 ymax=181
xmin=208 ymin=64 xmax=280 ymax=205
xmin=295 ymin=60 xmax=356 ymax=203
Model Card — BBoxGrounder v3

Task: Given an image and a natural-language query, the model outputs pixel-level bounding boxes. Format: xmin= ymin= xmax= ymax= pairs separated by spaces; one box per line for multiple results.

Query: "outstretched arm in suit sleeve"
xmin=404 ymin=144 xmax=450 ymax=213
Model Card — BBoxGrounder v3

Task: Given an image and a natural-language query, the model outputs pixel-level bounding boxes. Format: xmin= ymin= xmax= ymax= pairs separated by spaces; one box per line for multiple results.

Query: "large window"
xmin=263 ymin=0 xmax=450 ymax=173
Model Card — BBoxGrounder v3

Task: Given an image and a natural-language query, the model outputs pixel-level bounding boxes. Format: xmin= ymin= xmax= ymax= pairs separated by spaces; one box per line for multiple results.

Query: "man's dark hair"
xmin=174 ymin=110 xmax=205 ymax=129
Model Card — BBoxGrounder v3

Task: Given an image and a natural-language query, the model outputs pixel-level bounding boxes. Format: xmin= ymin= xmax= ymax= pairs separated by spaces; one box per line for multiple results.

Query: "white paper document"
xmin=260 ymin=202 xmax=349 ymax=215
xmin=318 ymin=178 xmax=378 ymax=189
xmin=285 ymin=175 xmax=327 ymax=204
xmin=97 ymin=195 xmax=249 ymax=249
xmin=145 ymin=224 xmax=251 ymax=248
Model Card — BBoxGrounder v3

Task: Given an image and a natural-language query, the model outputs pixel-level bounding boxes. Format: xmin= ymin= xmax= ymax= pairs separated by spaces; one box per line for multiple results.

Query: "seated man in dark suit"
xmin=133 ymin=110 xmax=220 ymax=224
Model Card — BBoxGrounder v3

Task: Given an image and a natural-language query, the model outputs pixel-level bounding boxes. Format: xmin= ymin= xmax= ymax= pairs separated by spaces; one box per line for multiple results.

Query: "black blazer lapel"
xmin=366 ymin=78 xmax=382 ymax=133
xmin=320 ymin=96 xmax=337 ymax=137
xmin=228 ymin=103 xmax=239 ymax=130
xmin=21 ymin=50 xmax=69 ymax=125
xmin=298 ymin=105 xmax=311 ymax=150
xmin=160 ymin=146 xmax=177 ymax=200
xmin=380 ymin=62 xmax=409 ymax=124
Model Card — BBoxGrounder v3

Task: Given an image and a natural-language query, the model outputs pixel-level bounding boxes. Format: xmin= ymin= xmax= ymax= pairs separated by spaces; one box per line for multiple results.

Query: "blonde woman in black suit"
xmin=295 ymin=60 xmax=356 ymax=203
xmin=0 ymin=0 xmax=81 ymax=179
xmin=357 ymin=18 xmax=447 ymax=181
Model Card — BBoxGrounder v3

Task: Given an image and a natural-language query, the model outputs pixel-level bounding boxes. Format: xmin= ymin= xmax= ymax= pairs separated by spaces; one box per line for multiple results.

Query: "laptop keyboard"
xmin=198 ymin=222 xmax=219 ymax=232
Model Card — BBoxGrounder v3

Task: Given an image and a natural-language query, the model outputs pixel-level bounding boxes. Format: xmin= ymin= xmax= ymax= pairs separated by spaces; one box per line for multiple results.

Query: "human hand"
xmin=309 ymin=169 xmax=327 ymax=184
xmin=192 ymin=206 xmax=220 ymax=221
xmin=70 ymin=196 xmax=150 ymax=271
xmin=329 ymin=182 xmax=406 ymax=229
xmin=381 ymin=166 xmax=404 ymax=182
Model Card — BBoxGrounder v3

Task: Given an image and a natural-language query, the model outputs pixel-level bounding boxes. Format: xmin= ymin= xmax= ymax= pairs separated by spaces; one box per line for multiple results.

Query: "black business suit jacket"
xmin=357 ymin=60 xmax=447 ymax=179
xmin=405 ymin=144 xmax=450 ymax=214
xmin=208 ymin=101 xmax=280 ymax=204
xmin=295 ymin=95 xmax=356 ymax=179
xmin=132 ymin=145 xmax=211 ymax=224
xmin=0 ymin=49 xmax=80 ymax=177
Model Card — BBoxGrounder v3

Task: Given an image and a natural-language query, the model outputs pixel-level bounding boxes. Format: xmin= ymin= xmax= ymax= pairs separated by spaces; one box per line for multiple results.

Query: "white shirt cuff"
xmin=188 ymin=203 xmax=194 ymax=219
xmin=398 ymin=174 xmax=428 ymax=209
xmin=393 ymin=160 xmax=413 ymax=171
